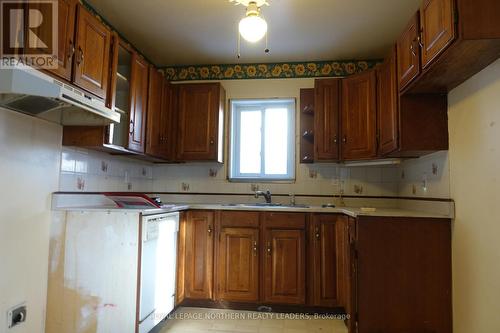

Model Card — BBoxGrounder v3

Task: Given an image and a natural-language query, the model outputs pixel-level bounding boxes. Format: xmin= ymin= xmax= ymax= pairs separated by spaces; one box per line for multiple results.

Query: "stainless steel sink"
xmin=222 ymin=203 xmax=310 ymax=208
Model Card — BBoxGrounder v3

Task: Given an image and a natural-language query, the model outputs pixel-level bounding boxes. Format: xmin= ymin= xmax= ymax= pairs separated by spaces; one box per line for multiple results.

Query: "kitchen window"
xmin=229 ymin=98 xmax=296 ymax=181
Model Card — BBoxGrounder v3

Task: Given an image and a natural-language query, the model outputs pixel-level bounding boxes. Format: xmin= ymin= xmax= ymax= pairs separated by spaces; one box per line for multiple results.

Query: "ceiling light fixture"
xmin=229 ymin=0 xmax=270 ymax=58
xmin=238 ymin=2 xmax=267 ymax=43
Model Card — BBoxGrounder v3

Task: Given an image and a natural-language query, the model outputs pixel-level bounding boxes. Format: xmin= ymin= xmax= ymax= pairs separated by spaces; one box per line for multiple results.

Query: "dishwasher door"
xmin=139 ymin=212 xmax=179 ymax=333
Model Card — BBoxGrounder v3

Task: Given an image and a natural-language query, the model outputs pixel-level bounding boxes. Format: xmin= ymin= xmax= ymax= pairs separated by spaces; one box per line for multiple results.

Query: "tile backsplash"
xmin=59 ymin=147 xmax=153 ymax=192
xmin=59 ymin=147 xmax=450 ymax=200
xmin=397 ymin=151 xmax=450 ymax=199
xmin=152 ymin=162 xmax=401 ymax=197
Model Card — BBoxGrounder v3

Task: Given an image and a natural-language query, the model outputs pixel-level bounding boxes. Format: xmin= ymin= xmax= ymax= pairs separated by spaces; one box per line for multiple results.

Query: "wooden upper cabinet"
xmin=377 ymin=47 xmax=400 ymax=156
xmin=218 ymin=227 xmax=259 ymax=302
xmin=340 ymin=70 xmax=377 ymax=161
xmin=420 ymin=0 xmax=456 ymax=69
xmin=73 ymin=4 xmax=111 ymax=99
xmin=146 ymin=68 xmax=174 ymax=159
xmin=127 ymin=54 xmax=148 ymax=152
xmin=36 ymin=0 xmax=76 ymax=81
xmin=185 ymin=211 xmax=214 ymax=300
xmin=263 ymin=213 xmax=306 ymax=305
xmin=176 ymin=83 xmax=225 ymax=162
xmin=397 ymin=12 xmax=421 ymax=90
xmin=314 ymin=79 xmax=341 ymax=161
xmin=309 ymin=214 xmax=349 ymax=308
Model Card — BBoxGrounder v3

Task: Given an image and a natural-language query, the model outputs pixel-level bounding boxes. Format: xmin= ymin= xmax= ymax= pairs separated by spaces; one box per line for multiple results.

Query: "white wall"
xmin=0 ymin=108 xmax=61 ymax=333
xmin=448 ymin=59 xmax=500 ymax=332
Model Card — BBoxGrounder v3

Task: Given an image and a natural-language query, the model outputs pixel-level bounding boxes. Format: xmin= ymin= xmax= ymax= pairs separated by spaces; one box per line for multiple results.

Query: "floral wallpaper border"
xmin=162 ymin=60 xmax=379 ymax=81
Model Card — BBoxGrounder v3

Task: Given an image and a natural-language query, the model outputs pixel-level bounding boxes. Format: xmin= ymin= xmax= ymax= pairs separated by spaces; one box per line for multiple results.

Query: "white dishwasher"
xmin=139 ymin=212 xmax=179 ymax=333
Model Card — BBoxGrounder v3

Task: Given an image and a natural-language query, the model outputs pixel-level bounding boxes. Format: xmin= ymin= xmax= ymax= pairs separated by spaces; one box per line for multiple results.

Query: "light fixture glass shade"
xmin=239 ymin=15 xmax=267 ymax=43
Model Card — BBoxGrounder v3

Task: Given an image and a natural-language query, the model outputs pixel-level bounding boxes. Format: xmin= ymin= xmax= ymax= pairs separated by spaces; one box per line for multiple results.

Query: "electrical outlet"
xmin=7 ymin=304 xmax=26 ymax=329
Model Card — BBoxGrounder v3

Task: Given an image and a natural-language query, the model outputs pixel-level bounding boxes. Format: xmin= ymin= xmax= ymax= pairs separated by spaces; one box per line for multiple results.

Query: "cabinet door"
xmin=377 ymin=47 xmax=399 ymax=156
xmin=127 ymin=54 xmax=148 ymax=152
xmin=185 ymin=211 xmax=214 ymax=300
xmin=146 ymin=68 xmax=173 ymax=159
xmin=420 ymin=0 xmax=456 ymax=69
xmin=218 ymin=228 xmax=259 ymax=302
xmin=356 ymin=217 xmax=452 ymax=333
xmin=73 ymin=4 xmax=111 ymax=99
xmin=341 ymin=70 xmax=377 ymax=160
xmin=176 ymin=83 xmax=223 ymax=161
xmin=310 ymin=214 xmax=348 ymax=308
xmin=33 ymin=0 xmax=76 ymax=81
xmin=314 ymin=79 xmax=341 ymax=161
xmin=397 ymin=12 xmax=421 ymax=90
xmin=264 ymin=229 xmax=306 ymax=304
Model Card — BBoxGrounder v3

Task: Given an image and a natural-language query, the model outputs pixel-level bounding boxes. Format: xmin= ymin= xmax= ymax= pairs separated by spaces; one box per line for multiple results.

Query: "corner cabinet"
xmin=354 ymin=216 xmax=452 ymax=333
xmin=73 ymin=4 xmax=111 ymax=99
xmin=340 ymin=70 xmax=377 ymax=161
xmin=176 ymin=83 xmax=225 ymax=162
xmin=400 ymin=0 xmax=500 ymax=93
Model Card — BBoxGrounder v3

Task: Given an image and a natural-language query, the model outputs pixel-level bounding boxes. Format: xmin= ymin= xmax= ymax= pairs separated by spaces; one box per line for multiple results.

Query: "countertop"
xmin=54 ymin=203 xmax=451 ymax=219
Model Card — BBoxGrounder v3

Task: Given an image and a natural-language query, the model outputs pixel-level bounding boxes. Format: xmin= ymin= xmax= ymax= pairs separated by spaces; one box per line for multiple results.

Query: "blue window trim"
xmin=229 ymin=98 xmax=296 ymax=181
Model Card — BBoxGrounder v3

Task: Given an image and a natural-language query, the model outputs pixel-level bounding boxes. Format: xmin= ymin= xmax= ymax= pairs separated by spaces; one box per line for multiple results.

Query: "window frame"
xmin=229 ymin=98 xmax=296 ymax=182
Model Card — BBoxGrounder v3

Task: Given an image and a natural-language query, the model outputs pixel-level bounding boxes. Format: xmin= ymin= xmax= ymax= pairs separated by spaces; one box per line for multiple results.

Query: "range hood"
xmin=0 ymin=66 xmax=120 ymax=125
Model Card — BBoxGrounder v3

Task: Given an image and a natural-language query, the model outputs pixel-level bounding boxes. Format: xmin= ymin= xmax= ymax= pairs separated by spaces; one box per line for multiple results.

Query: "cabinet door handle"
xmin=129 ymin=121 xmax=135 ymax=135
xmin=418 ymin=29 xmax=424 ymax=48
xmin=210 ymin=139 xmax=215 ymax=145
xmin=417 ymin=35 xmax=424 ymax=49
xmin=253 ymin=241 xmax=258 ymax=256
xmin=68 ymin=40 xmax=75 ymax=60
xmin=266 ymin=242 xmax=272 ymax=256
xmin=77 ymin=46 xmax=84 ymax=66
xmin=208 ymin=225 xmax=212 ymax=236
xmin=342 ymin=136 xmax=347 ymax=144
xmin=410 ymin=39 xmax=418 ymax=57
xmin=315 ymin=227 xmax=320 ymax=240
xmin=333 ymin=135 xmax=338 ymax=144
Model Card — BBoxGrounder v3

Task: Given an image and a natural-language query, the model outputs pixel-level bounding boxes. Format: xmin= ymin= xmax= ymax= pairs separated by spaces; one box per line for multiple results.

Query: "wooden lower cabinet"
xmin=309 ymin=214 xmax=349 ymax=308
xmin=217 ymin=227 xmax=259 ymax=302
xmin=177 ymin=210 xmax=452 ymax=333
xmin=184 ymin=210 xmax=214 ymax=300
xmin=263 ymin=213 xmax=306 ymax=305
xmin=354 ymin=216 xmax=452 ymax=333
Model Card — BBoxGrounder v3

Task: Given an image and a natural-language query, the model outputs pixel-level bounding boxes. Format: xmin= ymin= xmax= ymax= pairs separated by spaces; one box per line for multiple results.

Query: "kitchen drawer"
xmin=220 ymin=211 xmax=260 ymax=228
xmin=262 ymin=212 xmax=306 ymax=229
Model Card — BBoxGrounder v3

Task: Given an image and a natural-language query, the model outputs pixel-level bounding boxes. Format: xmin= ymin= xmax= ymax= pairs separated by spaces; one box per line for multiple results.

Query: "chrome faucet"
xmin=255 ymin=190 xmax=272 ymax=204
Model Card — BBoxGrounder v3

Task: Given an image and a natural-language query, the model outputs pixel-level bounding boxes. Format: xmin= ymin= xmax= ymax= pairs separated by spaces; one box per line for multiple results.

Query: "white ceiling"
xmin=86 ymin=0 xmax=421 ymax=66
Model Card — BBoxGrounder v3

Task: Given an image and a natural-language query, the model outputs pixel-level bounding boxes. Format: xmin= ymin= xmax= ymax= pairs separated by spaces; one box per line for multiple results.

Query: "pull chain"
xmin=237 ymin=30 xmax=241 ymax=59
xmin=265 ymin=31 xmax=269 ymax=54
